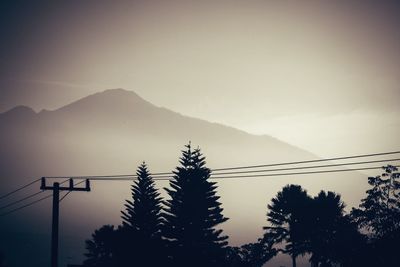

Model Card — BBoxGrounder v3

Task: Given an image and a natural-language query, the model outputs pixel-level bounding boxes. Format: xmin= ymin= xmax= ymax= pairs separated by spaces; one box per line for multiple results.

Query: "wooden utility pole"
xmin=41 ymin=177 xmax=90 ymax=267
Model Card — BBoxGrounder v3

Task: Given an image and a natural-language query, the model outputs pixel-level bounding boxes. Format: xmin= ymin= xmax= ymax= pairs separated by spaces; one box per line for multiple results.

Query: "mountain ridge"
xmin=0 ymin=88 xmax=307 ymax=151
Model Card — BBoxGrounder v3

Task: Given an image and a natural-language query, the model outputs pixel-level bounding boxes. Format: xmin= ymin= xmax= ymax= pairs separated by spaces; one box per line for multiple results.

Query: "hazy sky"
xmin=1 ymin=0 xmax=399 ymax=156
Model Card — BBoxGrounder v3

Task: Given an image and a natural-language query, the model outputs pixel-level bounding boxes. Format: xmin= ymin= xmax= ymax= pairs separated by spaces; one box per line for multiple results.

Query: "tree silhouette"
xmin=163 ymin=144 xmax=229 ymax=267
xmin=83 ymin=225 xmax=116 ymax=267
xmin=351 ymin=165 xmax=400 ymax=267
xmin=226 ymin=235 xmax=277 ymax=267
xmin=118 ymin=162 xmax=165 ymax=266
xmin=309 ymin=191 xmax=345 ymax=266
xmin=264 ymin=184 xmax=312 ymax=267
xmin=238 ymin=239 xmax=276 ymax=267
xmin=121 ymin=162 xmax=163 ymax=237
xmin=308 ymin=191 xmax=365 ymax=267
xmin=352 ymin=165 xmax=400 ymax=238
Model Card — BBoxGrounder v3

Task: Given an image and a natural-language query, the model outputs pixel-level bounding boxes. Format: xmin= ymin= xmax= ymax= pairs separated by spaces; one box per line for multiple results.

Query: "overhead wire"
xmin=43 ymin=158 xmax=400 ymax=180
xmin=0 ymin=191 xmax=44 ymax=210
xmin=0 ymin=151 xmax=399 ymax=217
xmin=0 ymin=194 xmax=53 ymax=217
xmin=0 ymin=179 xmax=69 ymax=210
xmin=0 ymin=178 xmax=41 ymax=200
xmin=59 ymin=180 xmax=86 ymax=203
xmin=85 ymin=165 xmax=400 ymax=181
xmin=211 ymin=151 xmax=400 ymax=171
xmin=209 ymin=158 xmax=400 ymax=176
xmin=43 ymin=150 xmax=400 ymax=179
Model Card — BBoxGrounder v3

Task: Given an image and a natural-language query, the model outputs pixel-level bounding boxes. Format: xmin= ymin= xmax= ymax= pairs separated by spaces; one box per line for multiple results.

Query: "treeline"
xmin=83 ymin=144 xmax=400 ymax=267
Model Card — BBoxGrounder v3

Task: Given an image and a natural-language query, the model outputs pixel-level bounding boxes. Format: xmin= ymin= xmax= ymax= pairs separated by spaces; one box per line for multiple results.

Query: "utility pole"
xmin=41 ymin=177 xmax=90 ymax=267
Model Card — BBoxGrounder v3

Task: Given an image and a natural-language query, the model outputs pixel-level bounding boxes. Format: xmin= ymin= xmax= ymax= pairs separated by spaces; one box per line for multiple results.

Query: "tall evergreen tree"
xmin=163 ymin=144 xmax=229 ymax=267
xmin=118 ymin=162 xmax=164 ymax=266
xmin=121 ymin=162 xmax=163 ymax=237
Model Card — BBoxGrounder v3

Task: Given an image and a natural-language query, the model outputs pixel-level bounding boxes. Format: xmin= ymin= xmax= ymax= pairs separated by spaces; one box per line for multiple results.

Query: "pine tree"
xmin=163 ymin=144 xmax=229 ymax=267
xmin=118 ymin=162 xmax=164 ymax=266
xmin=121 ymin=162 xmax=163 ymax=237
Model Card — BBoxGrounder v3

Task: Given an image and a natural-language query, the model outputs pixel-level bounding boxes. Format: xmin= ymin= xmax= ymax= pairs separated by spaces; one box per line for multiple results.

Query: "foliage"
xmin=83 ymin=225 xmax=116 ymax=267
xmin=264 ymin=184 xmax=312 ymax=267
xmin=163 ymin=144 xmax=229 ymax=267
xmin=121 ymin=162 xmax=163 ymax=236
xmin=351 ymin=165 xmax=400 ymax=267
xmin=117 ymin=162 xmax=165 ymax=266
xmin=225 ymin=236 xmax=276 ymax=267
xmin=309 ymin=191 xmax=365 ymax=267
xmin=81 ymin=148 xmax=400 ymax=267
xmin=351 ymin=165 xmax=400 ymax=238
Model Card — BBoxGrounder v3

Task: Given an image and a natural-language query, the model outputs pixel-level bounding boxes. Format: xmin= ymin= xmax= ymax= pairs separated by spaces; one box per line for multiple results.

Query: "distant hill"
xmin=0 ymin=88 xmax=368 ymax=267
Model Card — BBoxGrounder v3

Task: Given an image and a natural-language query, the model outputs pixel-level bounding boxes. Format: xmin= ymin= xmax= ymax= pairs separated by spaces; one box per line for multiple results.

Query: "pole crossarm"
xmin=40 ymin=177 xmax=91 ymax=192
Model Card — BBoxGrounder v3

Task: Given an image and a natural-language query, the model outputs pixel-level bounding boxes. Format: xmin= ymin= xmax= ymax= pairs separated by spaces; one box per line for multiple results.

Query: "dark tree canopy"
xmin=79 ymin=147 xmax=400 ymax=267
xmin=265 ymin=184 xmax=312 ymax=267
xmin=163 ymin=144 xmax=229 ymax=267
xmin=117 ymin=162 xmax=165 ymax=266
xmin=351 ymin=165 xmax=400 ymax=267
xmin=352 ymin=165 xmax=400 ymax=238
xmin=309 ymin=191 xmax=364 ymax=267
xmin=226 ymin=235 xmax=277 ymax=267
xmin=309 ymin=191 xmax=346 ymax=266
xmin=121 ymin=162 xmax=163 ymax=239
xmin=83 ymin=225 xmax=115 ymax=267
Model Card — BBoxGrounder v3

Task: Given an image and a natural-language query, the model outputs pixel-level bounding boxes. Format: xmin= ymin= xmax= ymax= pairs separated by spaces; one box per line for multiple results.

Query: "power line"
xmin=86 ymin=165 xmax=398 ymax=181
xmin=0 ymin=164 xmax=397 ymax=217
xmin=0 ymin=191 xmax=43 ymax=210
xmin=0 ymin=179 xmax=69 ymax=209
xmin=59 ymin=191 xmax=72 ymax=203
xmin=211 ymin=151 xmax=400 ymax=171
xmin=46 ymin=158 xmax=400 ymax=180
xmin=0 ymin=178 xmax=41 ymax=200
xmin=0 ymin=180 xmax=74 ymax=210
xmin=0 ymin=151 xmax=397 ymax=208
xmin=0 ymin=194 xmax=53 ymax=217
xmin=59 ymin=180 xmax=86 ymax=203
xmin=0 ymin=179 xmax=76 ymax=217
xmin=210 ymin=158 xmax=400 ymax=176
xmin=210 ymin=165 xmax=400 ymax=180
xmin=1 ymin=151 xmax=398 ymax=216
xmin=43 ymin=150 xmax=400 ymax=179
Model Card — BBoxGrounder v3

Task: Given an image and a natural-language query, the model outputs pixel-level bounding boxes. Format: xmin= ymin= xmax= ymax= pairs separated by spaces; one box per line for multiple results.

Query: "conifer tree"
xmin=163 ymin=144 xmax=229 ymax=267
xmin=121 ymin=162 xmax=163 ymax=237
xmin=118 ymin=162 xmax=164 ymax=266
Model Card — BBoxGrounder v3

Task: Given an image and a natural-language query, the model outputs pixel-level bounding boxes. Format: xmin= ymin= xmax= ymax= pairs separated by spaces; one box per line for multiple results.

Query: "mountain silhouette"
xmin=0 ymin=88 xmax=322 ymax=180
xmin=0 ymin=88 xmax=367 ymax=267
